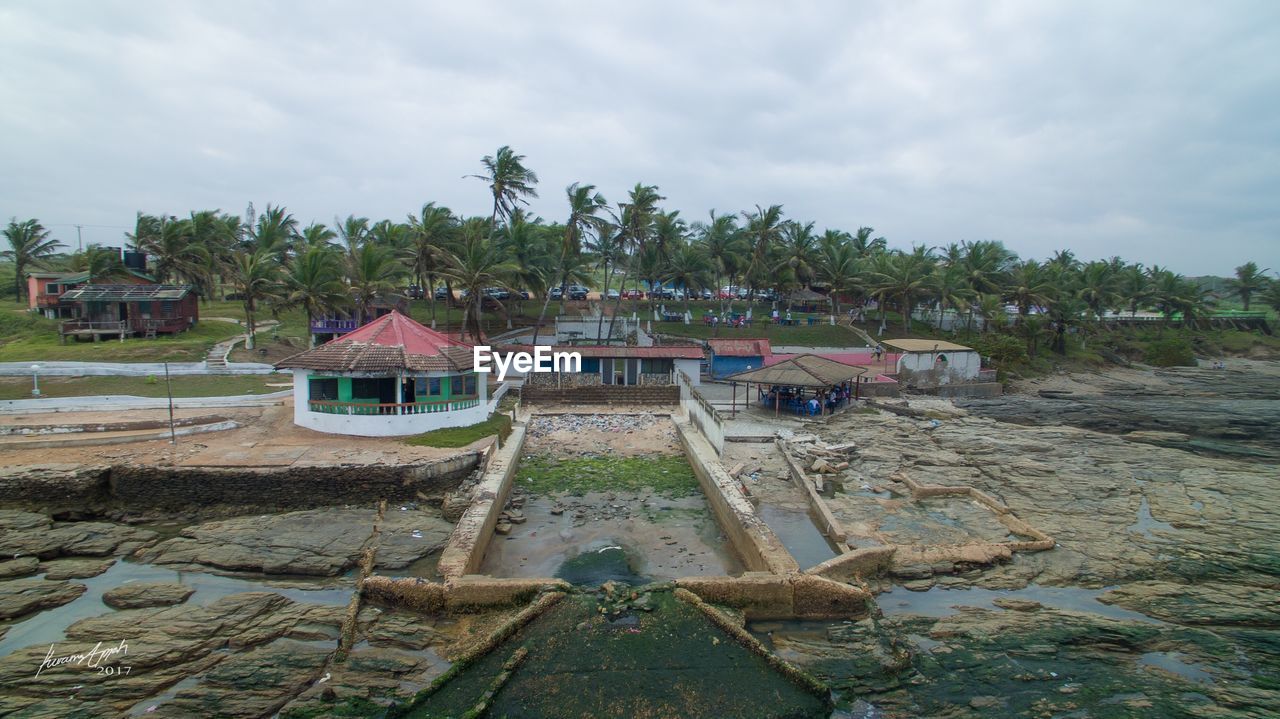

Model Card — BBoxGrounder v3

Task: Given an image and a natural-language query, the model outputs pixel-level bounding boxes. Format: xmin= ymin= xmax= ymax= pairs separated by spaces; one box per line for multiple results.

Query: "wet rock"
xmin=149 ymin=639 xmax=332 ymax=717
xmin=0 ymin=578 xmax=87 ymax=619
xmin=1099 ymin=581 xmax=1280 ymax=626
xmin=0 ymin=510 xmax=158 ymax=560
xmin=38 ymin=557 xmax=116 ymax=580
xmin=134 ymin=508 xmax=451 ymax=576
xmin=890 ymin=564 xmax=933 ymax=580
xmin=969 ymin=695 xmax=1005 ymax=709
xmin=0 ymin=557 xmax=39 ymax=579
xmin=992 ymin=598 xmax=1043 ymax=612
xmin=102 ymin=581 xmax=195 ymax=609
xmin=495 ymin=522 xmax=513 ymax=535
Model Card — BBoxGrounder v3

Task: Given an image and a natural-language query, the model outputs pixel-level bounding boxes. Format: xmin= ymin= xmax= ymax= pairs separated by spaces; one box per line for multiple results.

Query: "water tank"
xmin=122 ymin=250 xmax=147 ymax=271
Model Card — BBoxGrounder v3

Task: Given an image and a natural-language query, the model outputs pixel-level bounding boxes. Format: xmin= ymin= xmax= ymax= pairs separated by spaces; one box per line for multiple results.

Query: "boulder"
xmin=0 ymin=557 xmax=39 ymax=579
xmin=102 ymin=582 xmax=195 ymax=609
xmin=39 ymin=557 xmax=117 ymax=580
xmin=0 ymin=578 xmax=87 ymax=620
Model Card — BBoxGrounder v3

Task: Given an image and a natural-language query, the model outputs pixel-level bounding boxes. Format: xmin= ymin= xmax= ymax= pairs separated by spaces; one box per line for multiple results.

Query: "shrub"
xmin=1144 ymin=337 xmax=1196 ymax=367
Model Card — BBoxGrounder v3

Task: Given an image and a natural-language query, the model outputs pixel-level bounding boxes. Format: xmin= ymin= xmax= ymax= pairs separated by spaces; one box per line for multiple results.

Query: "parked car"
xmin=568 ymin=285 xmax=589 ymax=301
xmin=606 ymin=289 xmax=620 ymax=300
xmin=434 ymin=286 xmax=451 ymax=301
xmin=405 ymin=285 xmax=424 ymax=299
xmin=483 ymin=287 xmax=510 ymax=300
xmin=700 ymin=288 xmax=713 ymax=300
xmin=549 ymin=286 xmax=564 ymax=300
xmin=621 ymin=289 xmax=644 ymax=299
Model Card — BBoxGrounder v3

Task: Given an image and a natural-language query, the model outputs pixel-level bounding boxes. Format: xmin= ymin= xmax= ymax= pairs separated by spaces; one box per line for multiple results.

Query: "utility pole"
xmin=74 ymin=225 xmax=83 ymax=252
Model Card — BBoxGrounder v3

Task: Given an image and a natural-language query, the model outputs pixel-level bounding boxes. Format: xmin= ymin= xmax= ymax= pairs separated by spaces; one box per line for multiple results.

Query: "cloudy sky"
xmin=2 ymin=1 xmax=1277 ymax=276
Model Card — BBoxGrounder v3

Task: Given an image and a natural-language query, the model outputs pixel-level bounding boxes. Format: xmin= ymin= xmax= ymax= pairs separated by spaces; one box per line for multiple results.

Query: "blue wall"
xmin=711 ymin=354 xmax=763 ymax=379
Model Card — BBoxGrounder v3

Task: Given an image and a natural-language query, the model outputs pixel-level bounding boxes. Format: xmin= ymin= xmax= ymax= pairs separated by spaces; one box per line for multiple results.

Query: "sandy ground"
xmin=0 ymin=400 xmax=477 ymax=468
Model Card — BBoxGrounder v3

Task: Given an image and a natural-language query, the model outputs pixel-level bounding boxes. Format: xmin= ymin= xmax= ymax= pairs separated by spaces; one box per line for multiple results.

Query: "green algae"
xmin=516 ymin=454 xmax=700 ymax=498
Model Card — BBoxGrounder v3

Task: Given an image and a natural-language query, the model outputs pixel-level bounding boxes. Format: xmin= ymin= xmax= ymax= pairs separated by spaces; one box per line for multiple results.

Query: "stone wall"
xmin=436 ymin=425 xmax=527 ymax=579
xmin=935 ymin=382 xmax=1003 ymax=398
xmin=519 ymin=385 xmax=679 ymax=404
xmin=0 ymin=454 xmax=481 ymax=516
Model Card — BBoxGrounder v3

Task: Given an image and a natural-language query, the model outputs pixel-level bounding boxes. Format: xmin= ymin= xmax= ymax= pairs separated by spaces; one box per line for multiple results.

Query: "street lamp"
xmin=31 ymin=364 xmax=40 ymax=397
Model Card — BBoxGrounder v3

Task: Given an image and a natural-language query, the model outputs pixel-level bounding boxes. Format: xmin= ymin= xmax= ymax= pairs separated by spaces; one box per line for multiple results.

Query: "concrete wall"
xmin=0 ymin=453 xmax=480 ymax=515
xmin=674 ymin=358 xmax=701 ymax=385
xmin=519 ymin=385 xmax=679 ymax=404
xmin=895 ymin=350 xmax=981 ymax=387
xmin=677 ymin=369 xmax=724 ymax=455
xmin=290 ymin=369 xmax=507 ymax=437
xmin=437 ymin=425 xmax=528 ymax=579
xmin=675 ymin=421 xmax=799 ymax=575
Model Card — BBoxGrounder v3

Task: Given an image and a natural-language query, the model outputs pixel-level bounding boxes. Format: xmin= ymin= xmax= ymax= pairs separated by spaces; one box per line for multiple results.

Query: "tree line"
xmin=4 ymin=145 xmax=1277 ymax=350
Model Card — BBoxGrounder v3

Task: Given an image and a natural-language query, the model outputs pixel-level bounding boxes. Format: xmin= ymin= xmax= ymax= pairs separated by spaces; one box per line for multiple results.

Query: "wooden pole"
xmin=164 ymin=362 xmax=176 ymax=444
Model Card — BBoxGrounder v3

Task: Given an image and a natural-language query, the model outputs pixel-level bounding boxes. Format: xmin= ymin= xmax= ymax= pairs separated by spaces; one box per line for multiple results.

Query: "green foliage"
xmin=1144 ymin=337 xmax=1196 ymax=367
xmin=969 ymin=333 xmax=1028 ymax=369
xmin=403 ymin=413 xmax=512 ymax=448
xmin=516 ymin=454 xmax=700 ymax=497
xmin=0 ymin=312 xmax=242 ymax=362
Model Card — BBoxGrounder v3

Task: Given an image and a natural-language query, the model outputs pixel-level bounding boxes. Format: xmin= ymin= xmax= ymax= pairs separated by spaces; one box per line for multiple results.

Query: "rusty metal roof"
xmin=707 ymin=338 xmax=771 ymax=357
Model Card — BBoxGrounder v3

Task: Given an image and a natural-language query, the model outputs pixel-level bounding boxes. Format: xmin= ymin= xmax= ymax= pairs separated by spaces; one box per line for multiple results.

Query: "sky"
xmin=1 ymin=1 xmax=1277 ymax=276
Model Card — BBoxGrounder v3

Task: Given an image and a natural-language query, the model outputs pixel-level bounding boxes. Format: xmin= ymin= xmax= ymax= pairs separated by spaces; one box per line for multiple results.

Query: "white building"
xmin=881 ymin=339 xmax=982 ymax=387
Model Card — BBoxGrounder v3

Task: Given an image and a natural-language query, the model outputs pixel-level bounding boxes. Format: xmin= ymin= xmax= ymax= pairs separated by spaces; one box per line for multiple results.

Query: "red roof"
xmin=552 ymin=345 xmax=704 ymax=360
xmin=340 ymin=310 xmax=472 ymax=354
xmin=275 ymin=311 xmax=475 ymax=373
xmin=707 ymin=338 xmax=771 ymax=357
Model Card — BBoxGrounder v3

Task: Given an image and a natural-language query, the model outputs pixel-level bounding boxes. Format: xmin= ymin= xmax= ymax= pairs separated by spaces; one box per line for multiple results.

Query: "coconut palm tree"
xmin=663 ymin=240 xmax=712 ymax=318
xmin=71 ymin=244 xmax=127 ymax=284
xmin=849 ymin=227 xmax=887 ymax=257
xmin=1005 ymin=259 xmax=1056 ymax=322
xmin=1116 ymin=263 xmax=1153 ymax=318
xmin=776 ymin=221 xmax=817 ymax=306
xmin=694 ymin=210 xmax=746 ymax=315
xmin=927 ymin=264 xmax=974 ymax=330
xmin=532 ymin=183 xmax=607 ymax=344
xmin=230 ymin=250 xmax=284 ymax=349
xmin=136 ymin=215 xmax=208 ymax=287
xmin=249 ymin=205 xmax=298 ymax=262
xmin=437 ymin=232 xmax=519 ymax=342
xmin=2 ymin=218 xmax=63 ymax=302
xmin=346 ymin=242 xmax=402 ymax=324
xmin=959 ymin=240 xmax=1014 ymax=330
xmin=335 ymin=215 xmax=371 ymax=261
xmin=284 ymin=246 xmax=348 ymax=346
xmin=1225 ymin=261 xmax=1269 ymax=311
xmin=1259 ymin=278 xmax=1280 ymax=314
xmin=589 ymin=218 xmax=625 ymax=342
xmin=867 ymin=247 xmax=936 ymax=332
xmin=1076 ymin=260 xmax=1118 ymax=323
xmin=406 ymin=203 xmax=456 ymax=327
xmin=813 ymin=235 xmax=862 ymax=317
xmin=741 ymin=204 xmax=785 ymax=297
xmin=125 ymin=213 xmax=161 ymax=251
xmin=606 ymin=184 xmax=663 ymax=339
xmin=469 ymin=145 xmax=539 ymax=227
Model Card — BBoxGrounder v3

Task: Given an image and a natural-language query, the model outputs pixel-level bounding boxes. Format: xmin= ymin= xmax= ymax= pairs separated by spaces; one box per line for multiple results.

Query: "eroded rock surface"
xmin=0 ymin=510 xmax=157 ymax=559
xmin=102 ymin=581 xmax=195 ymax=609
xmin=133 ymin=507 xmax=452 ymax=576
xmin=0 ymin=578 xmax=87 ymax=620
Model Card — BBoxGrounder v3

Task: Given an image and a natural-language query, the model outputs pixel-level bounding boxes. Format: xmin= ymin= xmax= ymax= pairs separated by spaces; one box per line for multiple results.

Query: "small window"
xmin=464 ymin=374 xmax=477 ymax=396
xmin=162 ymin=301 xmax=174 ymax=315
xmin=45 ymin=283 xmax=59 ymax=294
xmin=428 ymin=377 xmax=442 ymax=396
xmin=451 ymin=375 xmax=464 ymax=395
xmin=308 ymin=377 xmax=339 ymax=401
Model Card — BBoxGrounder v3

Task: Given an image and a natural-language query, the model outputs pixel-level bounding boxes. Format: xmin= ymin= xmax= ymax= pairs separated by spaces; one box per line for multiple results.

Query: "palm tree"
xmin=249 ymin=205 xmax=298 ymax=262
xmin=125 ymin=213 xmax=161 ymax=251
xmin=741 ymin=204 xmax=785 ymax=298
xmin=72 ymin=244 xmax=127 ymax=283
xmin=469 ymin=145 xmax=539 ymax=227
xmin=589 ymin=218 xmax=625 ymax=342
xmin=974 ymin=293 xmax=1005 ymax=333
xmin=1151 ymin=269 xmax=1213 ymax=329
xmin=406 ymin=203 xmax=455 ymax=327
xmin=776 ymin=221 xmax=817 ymax=308
xmin=335 ymin=215 xmax=371 ymax=261
xmin=297 ymin=222 xmax=337 ymax=252
xmin=959 ymin=240 xmax=1013 ymax=330
xmin=1259 ymin=278 xmax=1280 ymax=314
xmin=135 ymin=215 xmax=208 ymax=287
xmin=3 ymin=218 xmax=63 ymax=302
xmin=533 ymin=183 xmax=607 ymax=344
xmin=284 ymin=246 xmax=348 ymax=346
xmin=849 ymin=227 xmax=887 ymax=257
xmin=867 ymin=247 xmax=936 ymax=332
xmin=694 ymin=210 xmax=746 ymax=315
xmin=230 ymin=250 xmax=284 ymax=349
xmin=927 ymin=264 xmax=974 ymax=330
xmin=1116 ymin=263 xmax=1152 ymax=318
xmin=813 ymin=235 xmax=862 ymax=317
xmin=501 ymin=212 xmax=554 ymax=330
xmin=346 ymin=242 xmax=402 ymax=324
xmin=606 ymin=184 xmax=663 ymax=340
xmin=1076 ymin=261 xmax=1117 ymax=323
xmin=1005 ymin=259 xmax=1056 ymax=322
xmin=1226 ymin=261 xmax=1269 ymax=311
xmin=663 ymin=240 xmax=711 ymax=318
xmin=437 ymin=233 xmax=519 ymax=342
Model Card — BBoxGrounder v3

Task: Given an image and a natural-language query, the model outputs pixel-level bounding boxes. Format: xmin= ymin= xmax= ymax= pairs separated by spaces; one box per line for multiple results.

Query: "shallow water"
xmin=1138 ymin=651 xmax=1214 ymax=684
xmin=877 ymin=585 xmax=1165 ymax=624
xmin=0 ymin=560 xmax=352 ymax=658
xmin=757 ymin=504 xmax=839 ymax=569
xmin=555 ymin=540 xmax=648 ymax=586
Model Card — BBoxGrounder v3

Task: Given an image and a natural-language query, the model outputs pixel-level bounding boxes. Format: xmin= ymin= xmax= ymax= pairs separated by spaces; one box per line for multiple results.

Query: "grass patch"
xmin=404 ymin=413 xmax=512 ymax=448
xmin=0 ymin=373 xmax=289 ymax=400
xmin=654 ymin=320 xmax=864 ymax=347
xmin=516 ymin=454 xmax=700 ymax=497
xmin=0 ymin=309 xmax=243 ymax=362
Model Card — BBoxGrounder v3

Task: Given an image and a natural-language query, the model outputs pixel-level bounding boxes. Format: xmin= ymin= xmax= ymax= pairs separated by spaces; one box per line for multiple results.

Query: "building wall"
xmin=674 ymin=358 xmax=701 ymax=385
xmin=290 ymin=369 xmax=498 ymax=437
xmin=895 ymin=350 xmax=981 ymax=386
xmin=710 ymin=354 xmax=762 ymax=379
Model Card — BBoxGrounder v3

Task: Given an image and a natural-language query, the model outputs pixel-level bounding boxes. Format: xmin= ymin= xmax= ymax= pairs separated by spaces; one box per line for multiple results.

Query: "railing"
xmin=133 ymin=318 xmax=189 ymax=333
xmin=308 ymin=397 xmax=480 ymax=415
xmin=310 ymin=319 xmax=360 ymax=333
xmin=60 ymin=320 xmax=127 ymax=333
xmin=35 ymin=294 xmax=62 ymax=308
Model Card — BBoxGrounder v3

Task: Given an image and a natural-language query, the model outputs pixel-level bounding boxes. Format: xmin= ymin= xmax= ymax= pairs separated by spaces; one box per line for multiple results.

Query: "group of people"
xmin=704 ymin=312 xmax=751 ymax=328
xmin=760 ymin=381 xmax=856 ymax=416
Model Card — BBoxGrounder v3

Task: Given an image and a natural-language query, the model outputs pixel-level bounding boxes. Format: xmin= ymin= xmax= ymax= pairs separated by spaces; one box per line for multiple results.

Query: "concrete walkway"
xmin=0 ymin=390 xmax=291 ymax=414
xmin=0 ymin=361 xmax=275 ymax=376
